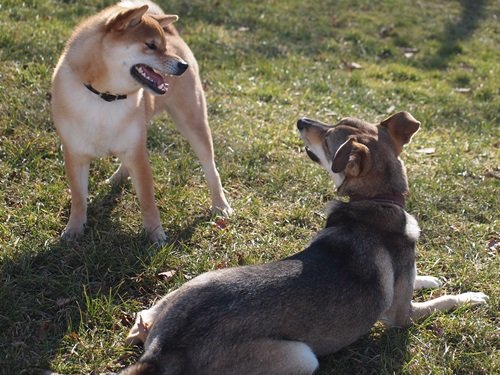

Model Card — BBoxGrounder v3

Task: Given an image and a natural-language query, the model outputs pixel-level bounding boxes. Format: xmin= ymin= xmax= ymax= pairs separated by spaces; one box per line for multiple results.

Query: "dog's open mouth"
xmin=131 ymin=64 xmax=168 ymax=95
xmin=305 ymin=146 xmax=321 ymax=164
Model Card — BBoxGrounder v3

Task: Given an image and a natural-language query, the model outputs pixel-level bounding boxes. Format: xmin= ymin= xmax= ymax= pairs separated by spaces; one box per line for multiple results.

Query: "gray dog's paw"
xmin=414 ymin=275 xmax=442 ymax=290
xmin=458 ymin=292 xmax=489 ymax=305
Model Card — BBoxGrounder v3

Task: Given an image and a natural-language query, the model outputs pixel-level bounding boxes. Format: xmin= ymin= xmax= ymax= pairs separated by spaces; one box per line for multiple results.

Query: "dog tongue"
xmin=137 ymin=64 xmax=167 ymax=92
xmin=145 ymin=66 xmax=163 ymax=85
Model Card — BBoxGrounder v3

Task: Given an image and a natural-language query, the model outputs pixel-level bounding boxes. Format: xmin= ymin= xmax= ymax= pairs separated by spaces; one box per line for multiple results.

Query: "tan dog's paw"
xmin=212 ymin=203 xmax=234 ymax=218
xmin=147 ymin=226 xmax=167 ymax=246
xmin=61 ymin=222 xmax=85 ymax=240
xmin=457 ymin=292 xmax=489 ymax=306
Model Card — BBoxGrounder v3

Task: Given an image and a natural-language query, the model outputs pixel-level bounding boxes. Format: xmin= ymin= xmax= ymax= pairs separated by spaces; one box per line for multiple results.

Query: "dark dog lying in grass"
xmin=120 ymin=111 xmax=488 ymax=375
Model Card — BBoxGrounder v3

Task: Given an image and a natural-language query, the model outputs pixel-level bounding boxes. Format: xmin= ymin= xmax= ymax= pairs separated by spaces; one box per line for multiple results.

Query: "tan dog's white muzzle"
xmin=164 ymin=58 xmax=188 ymax=76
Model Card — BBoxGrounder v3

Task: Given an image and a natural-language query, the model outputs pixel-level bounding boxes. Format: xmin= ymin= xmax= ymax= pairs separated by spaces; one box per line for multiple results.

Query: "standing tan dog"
xmin=119 ymin=112 xmax=487 ymax=374
xmin=51 ymin=0 xmax=232 ymax=244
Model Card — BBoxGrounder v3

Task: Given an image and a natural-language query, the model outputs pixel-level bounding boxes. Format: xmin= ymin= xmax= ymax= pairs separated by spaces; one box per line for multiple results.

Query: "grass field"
xmin=0 ymin=0 xmax=498 ymax=374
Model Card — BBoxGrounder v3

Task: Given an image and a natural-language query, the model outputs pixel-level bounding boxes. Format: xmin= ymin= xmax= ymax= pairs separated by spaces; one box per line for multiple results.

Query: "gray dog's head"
xmin=297 ymin=111 xmax=420 ymax=198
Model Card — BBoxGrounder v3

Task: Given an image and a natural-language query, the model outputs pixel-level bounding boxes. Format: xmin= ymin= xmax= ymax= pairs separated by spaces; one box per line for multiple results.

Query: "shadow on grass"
xmin=418 ymin=0 xmax=487 ymax=69
xmin=318 ymin=328 xmax=410 ymax=375
xmin=0 ymin=183 xmax=211 ymax=374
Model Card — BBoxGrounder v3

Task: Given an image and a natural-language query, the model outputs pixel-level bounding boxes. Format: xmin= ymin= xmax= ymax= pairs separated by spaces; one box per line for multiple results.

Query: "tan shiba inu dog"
xmin=119 ymin=112 xmax=487 ymax=374
xmin=51 ymin=0 xmax=233 ymax=244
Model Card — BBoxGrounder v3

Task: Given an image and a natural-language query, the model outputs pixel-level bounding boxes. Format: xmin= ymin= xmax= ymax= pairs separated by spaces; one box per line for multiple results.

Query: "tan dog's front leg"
xmin=62 ymin=148 xmax=90 ymax=239
xmin=166 ymin=74 xmax=233 ymax=217
xmin=123 ymin=147 xmax=166 ymax=245
xmin=174 ymin=115 xmax=232 ymax=216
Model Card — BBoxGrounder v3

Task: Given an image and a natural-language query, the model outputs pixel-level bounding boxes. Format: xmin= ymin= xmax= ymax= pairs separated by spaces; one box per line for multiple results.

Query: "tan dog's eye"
xmin=145 ymin=42 xmax=157 ymax=50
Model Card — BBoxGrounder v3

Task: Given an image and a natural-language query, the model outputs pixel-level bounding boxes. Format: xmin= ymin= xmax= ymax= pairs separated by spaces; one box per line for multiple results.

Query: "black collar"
xmin=84 ymin=84 xmax=127 ymax=102
xmin=349 ymin=193 xmax=406 ymax=209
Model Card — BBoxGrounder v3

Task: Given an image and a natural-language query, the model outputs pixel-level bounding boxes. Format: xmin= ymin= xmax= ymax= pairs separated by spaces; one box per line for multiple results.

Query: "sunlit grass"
xmin=0 ymin=0 xmax=498 ymax=373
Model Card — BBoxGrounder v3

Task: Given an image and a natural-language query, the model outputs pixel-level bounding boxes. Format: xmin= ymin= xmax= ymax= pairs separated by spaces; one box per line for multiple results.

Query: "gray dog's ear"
xmin=332 ymin=138 xmax=372 ymax=177
xmin=380 ymin=111 xmax=420 ymax=155
xmin=106 ymin=5 xmax=149 ymax=31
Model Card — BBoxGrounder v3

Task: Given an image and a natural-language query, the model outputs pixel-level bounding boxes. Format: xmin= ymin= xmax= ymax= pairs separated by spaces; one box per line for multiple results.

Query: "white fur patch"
xmin=307 ymin=143 xmax=345 ymax=188
xmin=457 ymin=292 xmax=489 ymax=305
xmin=307 ymin=143 xmax=330 ymax=170
xmin=374 ymin=251 xmax=394 ymax=309
xmin=414 ymin=275 xmax=442 ymax=290
xmin=286 ymin=341 xmax=319 ymax=373
xmin=330 ymin=171 xmax=346 ymax=188
xmin=404 ymin=212 xmax=420 ymax=241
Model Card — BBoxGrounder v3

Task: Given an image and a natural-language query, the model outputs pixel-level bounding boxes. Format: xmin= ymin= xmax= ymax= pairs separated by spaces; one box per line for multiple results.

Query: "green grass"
xmin=0 ymin=0 xmax=498 ymax=373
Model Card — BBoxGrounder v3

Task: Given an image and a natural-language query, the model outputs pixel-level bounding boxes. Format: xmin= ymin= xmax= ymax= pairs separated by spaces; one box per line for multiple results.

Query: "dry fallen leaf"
xmin=431 ymin=323 xmax=444 ymax=337
xmin=55 ymin=297 xmax=74 ymax=309
xmin=119 ymin=312 xmax=134 ymax=327
xmin=348 ymin=62 xmax=362 ymax=70
xmin=213 ymin=217 xmax=228 ymax=230
xmin=416 ymin=147 xmax=436 ymax=154
xmin=379 ymin=25 xmax=394 ymax=38
xmin=342 ymin=60 xmax=362 ymax=71
xmin=157 ymin=270 xmax=177 ymax=282
xmin=484 ymin=169 xmax=500 ymax=179
xmin=404 ymin=47 xmax=419 ymax=53
xmin=403 ymin=47 xmax=419 ymax=58
xmin=487 ymin=238 xmax=499 ymax=254
xmin=67 ymin=331 xmax=80 ymax=342
xmin=216 ymin=261 xmax=229 ymax=269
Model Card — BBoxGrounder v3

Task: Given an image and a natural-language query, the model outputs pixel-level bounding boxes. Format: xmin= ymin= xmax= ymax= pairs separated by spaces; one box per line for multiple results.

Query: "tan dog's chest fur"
xmin=120 ymin=112 xmax=488 ymax=375
xmin=53 ymin=75 xmax=144 ymax=158
xmin=52 ymin=0 xmax=232 ymax=243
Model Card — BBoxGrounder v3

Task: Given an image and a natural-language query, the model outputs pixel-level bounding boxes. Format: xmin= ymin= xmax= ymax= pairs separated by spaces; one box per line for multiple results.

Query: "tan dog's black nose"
xmin=177 ymin=61 xmax=188 ymax=75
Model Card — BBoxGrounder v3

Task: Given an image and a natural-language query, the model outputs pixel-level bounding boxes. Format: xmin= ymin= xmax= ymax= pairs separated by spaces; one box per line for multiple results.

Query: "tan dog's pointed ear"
xmin=380 ymin=111 xmax=420 ymax=155
xmin=106 ymin=5 xmax=149 ymax=31
xmin=332 ymin=138 xmax=372 ymax=177
xmin=151 ymin=14 xmax=179 ymax=30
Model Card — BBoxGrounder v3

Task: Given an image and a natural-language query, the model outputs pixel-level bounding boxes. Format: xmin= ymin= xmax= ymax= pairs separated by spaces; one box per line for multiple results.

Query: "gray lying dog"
xmin=121 ymin=111 xmax=488 ymax=374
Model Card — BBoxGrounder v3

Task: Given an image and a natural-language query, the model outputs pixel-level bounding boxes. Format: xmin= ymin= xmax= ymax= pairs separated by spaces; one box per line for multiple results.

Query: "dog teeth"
xmin=136 ymin=65 xmax=166 ymax=91
xmin=137 ymin=66 xmax=154 ymax=84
